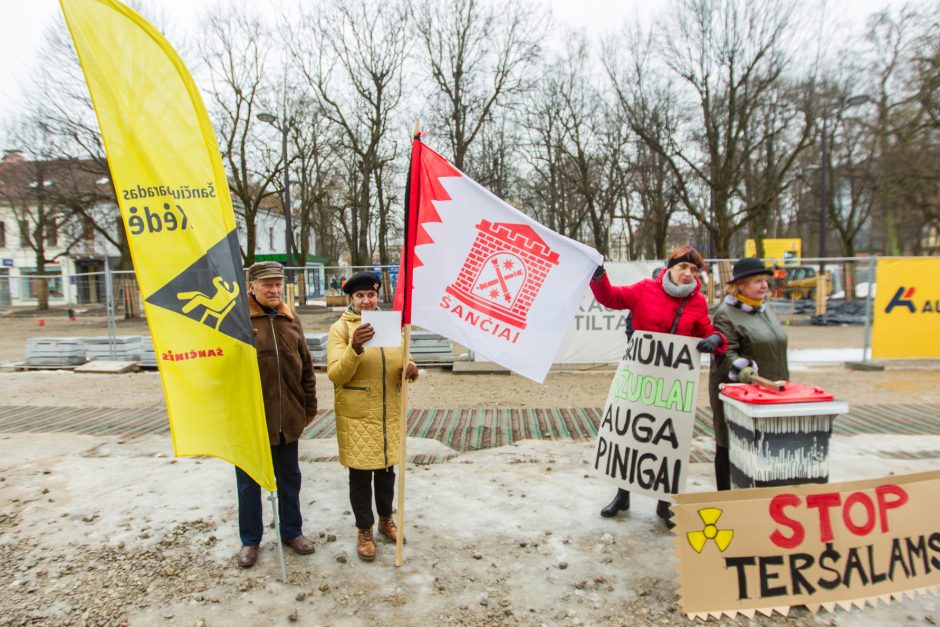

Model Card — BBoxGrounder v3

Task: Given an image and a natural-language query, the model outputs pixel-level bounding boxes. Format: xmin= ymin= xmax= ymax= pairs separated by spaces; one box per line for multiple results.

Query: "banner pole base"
xmin=267 ymin=491 xmax=288 ymax=583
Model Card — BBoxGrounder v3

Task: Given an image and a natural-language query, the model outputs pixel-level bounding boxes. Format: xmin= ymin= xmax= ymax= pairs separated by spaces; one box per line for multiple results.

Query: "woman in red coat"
xmin=590 ymin=245 xmax=726 ymax=528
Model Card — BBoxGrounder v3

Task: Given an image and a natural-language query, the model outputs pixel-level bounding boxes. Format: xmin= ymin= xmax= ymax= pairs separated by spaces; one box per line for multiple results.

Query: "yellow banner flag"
xmin=61 ymin=0 xmax=275 ymax=490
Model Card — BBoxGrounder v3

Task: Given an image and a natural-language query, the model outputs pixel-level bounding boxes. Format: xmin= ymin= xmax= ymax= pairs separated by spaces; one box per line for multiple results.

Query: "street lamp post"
xmin=256 ymin=112 xmax=294 ymax=281
xmin=818 ymin=111 xmax=830 ymax=275
xmin=816 ymin=94 xmax=870 ymax=276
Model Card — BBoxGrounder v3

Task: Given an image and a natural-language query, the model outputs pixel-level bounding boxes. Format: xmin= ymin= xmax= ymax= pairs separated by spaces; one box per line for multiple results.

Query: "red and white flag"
xmin=394 ymin=138 xmax=602 ymax=382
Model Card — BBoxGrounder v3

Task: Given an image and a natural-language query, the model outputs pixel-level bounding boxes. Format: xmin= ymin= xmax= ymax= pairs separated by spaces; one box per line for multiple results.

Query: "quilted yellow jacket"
xmin=327 ymin=309 xmax=414 ymax=470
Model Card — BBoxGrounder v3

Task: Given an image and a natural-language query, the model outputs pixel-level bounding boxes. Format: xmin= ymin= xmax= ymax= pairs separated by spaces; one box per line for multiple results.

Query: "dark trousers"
xmin=714 ymin=445 xmax=731 ymax=491
xmin=235 ymin=438 xmax=303 ymax=546
xmin=349 ymin=467 xmax=395 ymax=529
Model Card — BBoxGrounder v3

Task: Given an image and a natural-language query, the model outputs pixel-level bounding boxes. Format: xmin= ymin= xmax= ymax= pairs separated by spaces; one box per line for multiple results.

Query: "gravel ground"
xmin=3 ymin=433 xmax=936 ymax=627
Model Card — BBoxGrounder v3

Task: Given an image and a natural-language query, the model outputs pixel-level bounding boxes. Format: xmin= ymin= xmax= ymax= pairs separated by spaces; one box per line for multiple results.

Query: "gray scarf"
xmin=661 ymin=269 xmax=696 ymax=298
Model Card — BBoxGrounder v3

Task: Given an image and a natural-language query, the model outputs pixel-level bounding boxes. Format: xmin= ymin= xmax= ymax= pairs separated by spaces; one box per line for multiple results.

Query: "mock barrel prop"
xmin=718 ymin=382 xmax=848 ymax=489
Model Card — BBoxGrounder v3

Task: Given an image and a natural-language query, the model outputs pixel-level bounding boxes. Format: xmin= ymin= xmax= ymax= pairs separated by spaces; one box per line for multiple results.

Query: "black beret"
xmin=728 ymin=257 xmax=773 ymax=283
xmin=342 ymin=271 xmax=381 ymax=295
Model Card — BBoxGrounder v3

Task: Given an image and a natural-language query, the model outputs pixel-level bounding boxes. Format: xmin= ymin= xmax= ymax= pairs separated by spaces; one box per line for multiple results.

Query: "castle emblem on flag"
xmin=445 ymin=220 xmax=559 ymax=329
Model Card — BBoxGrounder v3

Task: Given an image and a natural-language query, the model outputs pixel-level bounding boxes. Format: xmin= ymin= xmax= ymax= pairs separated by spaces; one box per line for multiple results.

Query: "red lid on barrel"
xmin=719 ymin=382 xmax=834 ymax=404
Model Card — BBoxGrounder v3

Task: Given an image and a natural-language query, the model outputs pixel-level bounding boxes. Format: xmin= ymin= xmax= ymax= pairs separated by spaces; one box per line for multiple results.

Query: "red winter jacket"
xmin=590 ymin=271 xmax=727 ymax=354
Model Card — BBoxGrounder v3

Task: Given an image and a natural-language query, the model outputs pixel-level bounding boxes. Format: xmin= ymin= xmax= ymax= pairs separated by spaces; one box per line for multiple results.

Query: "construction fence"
xmin=6 ymin=256 xmax=938 ymax=363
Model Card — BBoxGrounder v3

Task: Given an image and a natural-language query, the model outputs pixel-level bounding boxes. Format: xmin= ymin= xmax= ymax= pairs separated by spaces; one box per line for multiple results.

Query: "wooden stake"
xmin=395 ymin=323 xmax=412 ymax=566
xmin=284 ymin=282 xmax=296 ymax=314
xmin=750 ymin=373 xmax=786 ymax=392
xmin=815 ymin=273 xmax=827 ymax=316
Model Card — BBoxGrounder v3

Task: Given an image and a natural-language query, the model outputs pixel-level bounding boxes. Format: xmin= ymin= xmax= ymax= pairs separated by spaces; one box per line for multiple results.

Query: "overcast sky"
xmin=0 ymin=0 xmax=902 ymax=147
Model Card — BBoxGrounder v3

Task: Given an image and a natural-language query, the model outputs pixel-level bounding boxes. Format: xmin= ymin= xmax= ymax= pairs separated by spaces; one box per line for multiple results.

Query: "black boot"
xmin=656 ymin=500 xmax=675 ymax=529
xmin=714 ymin=445 xmax=731 ymax=491
xmin=600 ymin=489 xmax=630 ymax=518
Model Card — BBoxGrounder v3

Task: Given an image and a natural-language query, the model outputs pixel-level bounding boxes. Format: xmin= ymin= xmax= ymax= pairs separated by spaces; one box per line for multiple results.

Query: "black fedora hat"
xmin=727 ymin=257 xmax=773 ymax=283
xmin=342 ymin=271 xmax=381 ymax=295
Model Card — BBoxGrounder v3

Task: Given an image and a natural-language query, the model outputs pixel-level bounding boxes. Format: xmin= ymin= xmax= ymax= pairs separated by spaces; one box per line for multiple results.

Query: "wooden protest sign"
xmin=592 ymin=331 xmax=701 ymax=500
xmin=673 ymin=470 xmax=940 ymax=619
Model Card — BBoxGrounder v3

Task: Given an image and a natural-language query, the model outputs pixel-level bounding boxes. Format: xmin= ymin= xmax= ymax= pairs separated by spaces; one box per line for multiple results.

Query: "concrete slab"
xmin=74 ymin=360 xmax=140 ymax=374
xmin=845 ymin=360 xmax=886 ymax=371
xmin=1 ymin=361 xmax=78 ymax=372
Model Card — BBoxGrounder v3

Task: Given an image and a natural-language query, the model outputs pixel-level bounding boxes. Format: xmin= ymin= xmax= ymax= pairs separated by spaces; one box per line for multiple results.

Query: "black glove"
xmin=592 ymin=264 xmax=605 ymax=280
xmin=696 ymin=333 xmax=722 ymax=353
xmin=729 ymin=358 xmax=757 ymax=382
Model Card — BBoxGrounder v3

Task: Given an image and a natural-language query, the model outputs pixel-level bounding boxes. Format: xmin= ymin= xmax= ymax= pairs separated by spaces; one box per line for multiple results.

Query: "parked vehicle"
xmin=770 ymin=265 xmax=833 ymax=300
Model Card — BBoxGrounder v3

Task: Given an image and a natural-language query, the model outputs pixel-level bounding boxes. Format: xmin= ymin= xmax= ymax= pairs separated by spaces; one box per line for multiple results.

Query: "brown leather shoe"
xmin=357 ymin=527 xmax=376 ymax=561
xmin=379 ymin=516 xmax=404 ymax=543
xmin=237 ymin=544 xmax=259 ymax=567
xmin=282 ymin=534 xmax=316 ymax=555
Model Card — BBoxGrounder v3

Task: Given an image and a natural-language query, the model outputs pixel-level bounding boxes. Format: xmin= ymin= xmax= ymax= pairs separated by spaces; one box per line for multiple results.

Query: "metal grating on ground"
xmin=0 ymin=405 xmax=936 ymax=464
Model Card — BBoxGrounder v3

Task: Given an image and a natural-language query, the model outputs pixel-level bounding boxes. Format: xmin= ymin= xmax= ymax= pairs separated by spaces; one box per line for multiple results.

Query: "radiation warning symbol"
xmin=687 ymin=508 xmax=734 ymax=553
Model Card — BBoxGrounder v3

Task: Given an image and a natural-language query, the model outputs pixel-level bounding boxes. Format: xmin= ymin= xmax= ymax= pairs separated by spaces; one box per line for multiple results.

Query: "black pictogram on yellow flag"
xmin=145 ymin=232 xmax=252 ymax=343
xmin=178 ymin=277 xmax=238 ymax=330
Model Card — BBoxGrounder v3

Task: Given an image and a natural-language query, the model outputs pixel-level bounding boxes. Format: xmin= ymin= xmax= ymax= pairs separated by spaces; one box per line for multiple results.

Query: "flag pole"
xmin=396 ymin=323 xmax=411 ymax=567
xmin=268 ymin=491 xmax=289 ymax=582
xmin=396 ymin=120 xmax=421 ymax=567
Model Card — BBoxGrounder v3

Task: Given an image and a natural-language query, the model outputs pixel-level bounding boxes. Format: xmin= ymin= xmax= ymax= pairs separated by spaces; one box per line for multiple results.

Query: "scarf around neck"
xmin=661 ymin=269 xmax=696 ymax=299
xmin=725 ymin=293 xmax=765 ymax=313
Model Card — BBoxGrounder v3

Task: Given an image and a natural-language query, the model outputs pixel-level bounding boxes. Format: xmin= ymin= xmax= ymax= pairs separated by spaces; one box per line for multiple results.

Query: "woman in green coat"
xmin=327 ymin=271 xmax=418 ymax=562
xmin=709 ymin=258 xmax=789 ymax=490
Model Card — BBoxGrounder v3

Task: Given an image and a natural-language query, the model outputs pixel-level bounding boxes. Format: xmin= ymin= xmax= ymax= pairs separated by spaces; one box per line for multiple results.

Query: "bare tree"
xmin=554 ymin=40 xmax=630 ymax=256
xmin=293 ymin=0 xmax=410 ymax=267
xmin=414 ymin=0 xmax=545 ymax=176
xmin=520 ymin=36 xmax=632 ymax=255
xmin=914 ymin=12 xmax=940 ymax=129
xmin=607 ymin=0 xmax=810 ymax=258
xmin=603 ymin=23 xmax=689 ymax=258
xmin=287 ymin=95 xmax=345 ymax=267
xmin=599 ymin=22 xmax=686 ymax=259
xmin=740 ymin=79 xmax=815 ymax=257
xmin=197 ymin=8 xmax=280 ymax=265
xmin=23 ymin=20 xmax=135 ymax=273
xmin=0 ymin=120 xmax=92 ymax=310
xmin=371 ymin=147 xmax=405 ymax=266
xmin=521 ymin=71 xmax=582 ymax=237
xmin=630 ymin=121 xmax=683 ymax=260
xmin=860 ymin=4 xmax=940 ymax=255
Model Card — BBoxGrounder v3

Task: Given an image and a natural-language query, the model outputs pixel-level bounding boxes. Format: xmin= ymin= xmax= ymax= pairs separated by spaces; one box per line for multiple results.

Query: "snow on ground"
xmin=1 ymin=431 xmax=938 ymax=626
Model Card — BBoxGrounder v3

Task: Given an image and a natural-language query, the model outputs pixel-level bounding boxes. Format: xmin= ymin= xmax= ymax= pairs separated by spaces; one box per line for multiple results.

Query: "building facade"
xmin=1 ymin=152 xmax=325 ymax=307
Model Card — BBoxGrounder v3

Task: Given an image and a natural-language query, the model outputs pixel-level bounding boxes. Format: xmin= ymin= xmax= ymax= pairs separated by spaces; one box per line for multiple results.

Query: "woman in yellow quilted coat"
xmin=327 ymin=271 xmax=418 ymax=561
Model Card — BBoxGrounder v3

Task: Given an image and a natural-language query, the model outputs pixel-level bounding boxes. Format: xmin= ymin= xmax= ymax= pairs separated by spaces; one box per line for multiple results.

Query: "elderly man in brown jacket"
xmin=236 ymin=261 xmax=317 ymax=567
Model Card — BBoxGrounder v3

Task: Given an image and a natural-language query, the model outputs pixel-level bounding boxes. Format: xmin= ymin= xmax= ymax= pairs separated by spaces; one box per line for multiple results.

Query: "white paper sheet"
xmin=361 ymin=311 xmax=401 ymax=348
